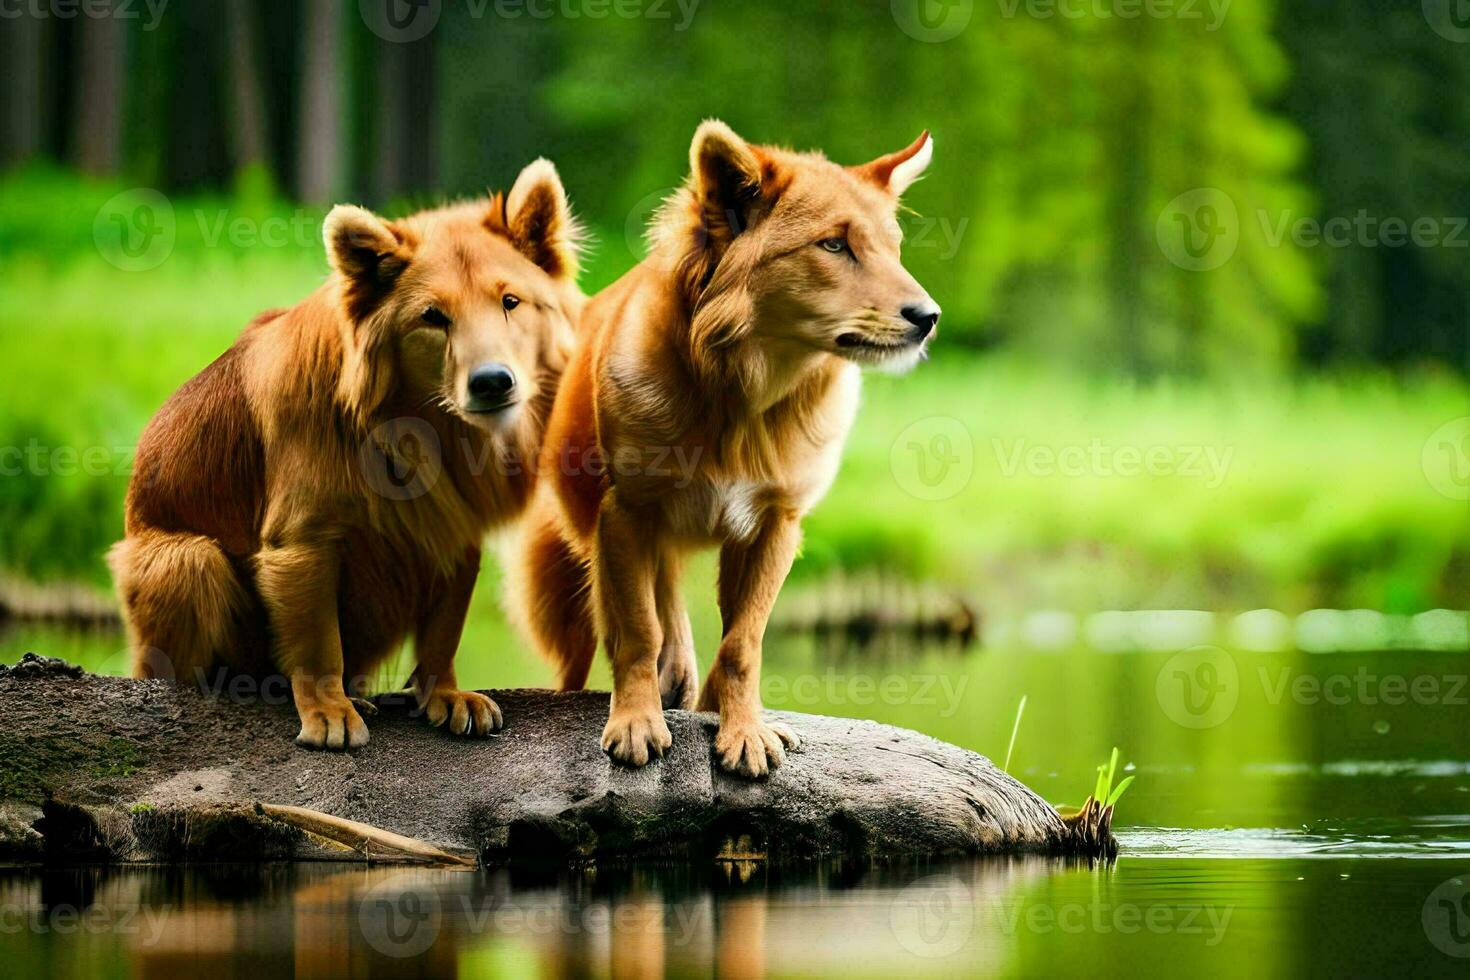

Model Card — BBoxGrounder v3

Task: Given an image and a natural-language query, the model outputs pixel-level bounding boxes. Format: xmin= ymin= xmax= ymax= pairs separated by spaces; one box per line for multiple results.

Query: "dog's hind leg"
xmin=510 ymin=503 xmax=597 ymax=691
xmin=654 ymin=550 xmax=697 ymax=710
xmin=107 ymin=530 xmax=248 ymax=684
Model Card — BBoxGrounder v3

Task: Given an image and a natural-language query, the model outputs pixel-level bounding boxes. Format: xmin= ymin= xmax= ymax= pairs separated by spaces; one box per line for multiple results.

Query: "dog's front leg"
xmin=595 ymin=493 xmax=672 ymax=766
xmin=409 ymin=547 xmax=502 ymax=737
xmin=699 ymin=511 xmax=803 ymax=778
xmin=256 ymin=542 xmax=369 ymax=750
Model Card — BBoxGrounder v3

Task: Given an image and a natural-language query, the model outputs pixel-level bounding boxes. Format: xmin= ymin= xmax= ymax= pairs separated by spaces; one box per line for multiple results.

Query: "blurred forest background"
xmin=0 ymin=0 xmax=1467 ymax=619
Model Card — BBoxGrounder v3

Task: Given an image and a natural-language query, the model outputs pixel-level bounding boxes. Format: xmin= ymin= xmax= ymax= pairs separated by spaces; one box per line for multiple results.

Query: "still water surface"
xmin=3 ymin=604 xmax=1468 ymax=976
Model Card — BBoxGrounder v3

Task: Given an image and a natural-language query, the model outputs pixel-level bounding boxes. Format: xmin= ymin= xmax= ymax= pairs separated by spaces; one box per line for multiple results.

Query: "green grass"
xmin=2 ymin=168 xmax=1466 ymax=610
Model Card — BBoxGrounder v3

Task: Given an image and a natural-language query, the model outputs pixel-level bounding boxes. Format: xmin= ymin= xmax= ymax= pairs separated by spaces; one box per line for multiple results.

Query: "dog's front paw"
xmin=421 ymin=689 xmax=502 ymax=736
xmin=714 ymin=717 xmax=800 ymax=778
xmin=295 ymin=698 xmax=370 ymax=750
xmin=601 ymin=703 xmax=673 ymax=767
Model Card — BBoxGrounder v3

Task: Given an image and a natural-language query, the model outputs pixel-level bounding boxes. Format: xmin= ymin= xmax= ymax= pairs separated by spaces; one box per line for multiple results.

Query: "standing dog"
xmin=511 ymin=122 xmax=940 ymax=777
xmin=109 ymin=161 xmax=583 ymax=749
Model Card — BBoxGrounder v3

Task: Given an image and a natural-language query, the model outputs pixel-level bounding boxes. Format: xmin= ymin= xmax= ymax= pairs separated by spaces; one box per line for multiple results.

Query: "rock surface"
xmin=0 ymin=655 xmax=1098 ymax=866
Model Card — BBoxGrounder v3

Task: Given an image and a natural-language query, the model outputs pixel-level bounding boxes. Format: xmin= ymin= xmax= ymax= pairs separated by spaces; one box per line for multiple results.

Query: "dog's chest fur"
xmin=652 ymin=362 xmax=861 ymax=544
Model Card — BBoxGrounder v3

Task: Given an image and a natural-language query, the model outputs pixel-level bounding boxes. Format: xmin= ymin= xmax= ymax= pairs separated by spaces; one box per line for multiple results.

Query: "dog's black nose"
xmin=467 ymin=363 xmax=516 ymax=407
xmin=901 ymin=303 xmax=941 ymax=340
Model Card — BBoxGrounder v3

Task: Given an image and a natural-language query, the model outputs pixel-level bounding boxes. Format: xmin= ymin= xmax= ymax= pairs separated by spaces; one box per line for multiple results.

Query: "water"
xmin=4 ymin=855 xmax=1469 ymax=976
xmin=3 ymin=597 xmax=1469 ymax=976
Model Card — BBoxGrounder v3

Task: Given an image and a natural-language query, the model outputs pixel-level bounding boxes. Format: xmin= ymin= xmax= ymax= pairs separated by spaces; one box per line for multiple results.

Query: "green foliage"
xmin=0 ymin=168 xmax=1463 ymax=606
xmin=521 ymin=2 xmax=1320 ymax=375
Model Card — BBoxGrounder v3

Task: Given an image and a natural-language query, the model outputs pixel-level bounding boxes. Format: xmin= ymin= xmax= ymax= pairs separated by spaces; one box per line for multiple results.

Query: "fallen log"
xmin=0 ymin=654 xmax=1114 ymax=866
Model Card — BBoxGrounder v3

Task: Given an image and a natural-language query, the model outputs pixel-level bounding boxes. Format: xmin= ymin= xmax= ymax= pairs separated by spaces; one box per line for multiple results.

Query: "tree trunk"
xmin=370 ymin=37 xmax=409 ymax=203
xmin=371 ymin=34 xmax=437 ymax=204
xmin=1 ymin=11 xmax=47 ymax=166
xmin=295 ymin=1 xmax=345 ymax=204
xmin=223 ymin=0 xmax=270 ymax=171
xmin=0 ymin=655 xmax=1114 ymax=866
xmin=70 ymin=0 xmax=127 ymax=174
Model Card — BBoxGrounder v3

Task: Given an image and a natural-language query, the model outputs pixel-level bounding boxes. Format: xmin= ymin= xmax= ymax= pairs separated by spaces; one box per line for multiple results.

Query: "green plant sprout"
xmin=1003 ymin=695 xmax=1027 ymax=774
xmin=1057 ymin=746 xmax=1134 ymax=819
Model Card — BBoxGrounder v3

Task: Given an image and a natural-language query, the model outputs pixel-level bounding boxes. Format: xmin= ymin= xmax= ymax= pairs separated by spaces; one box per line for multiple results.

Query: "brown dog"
xmin=509 ymin=122 xmax=939 ymax=777
xmin=109 ymin=161 xmax=583 ymax=749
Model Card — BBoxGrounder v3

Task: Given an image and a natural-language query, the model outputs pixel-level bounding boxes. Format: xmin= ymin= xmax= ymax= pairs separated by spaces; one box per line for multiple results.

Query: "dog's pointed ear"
xmin=506 ymin=158 xmax=582 ymax=281
xmin=324 ymin=205 xmax=406 ymax=281
xmin=854 ymin=131 xmax=933 ymax=197
xmin=324 ymin=205 xmax=411 ymax=320
xmin=690 ymin=119 xmax=764 ymax=243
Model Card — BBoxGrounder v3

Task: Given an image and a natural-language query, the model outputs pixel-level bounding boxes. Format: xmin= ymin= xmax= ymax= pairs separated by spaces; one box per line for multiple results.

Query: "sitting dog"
xmin=510 ymin=122 xmax=940 ymax=776
xmin=109 ymin=161 xmax=583 ymax=749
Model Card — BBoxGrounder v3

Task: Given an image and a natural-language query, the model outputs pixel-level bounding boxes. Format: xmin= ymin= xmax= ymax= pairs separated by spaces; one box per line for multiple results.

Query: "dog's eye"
xmin=817 ymin=238 xmax=848 ymax=254
xmin=502 ymin=294 xmax=521 ymax=311
xmin=422 ymin=307 xmax=450 ymax=328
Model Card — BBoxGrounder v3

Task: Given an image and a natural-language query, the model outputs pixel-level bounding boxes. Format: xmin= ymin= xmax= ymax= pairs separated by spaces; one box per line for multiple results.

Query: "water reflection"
xmin=0 ymin=858 xmax=1078 ymax=978
xmin=6 ymin=851 xmax=1469 ymax=977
